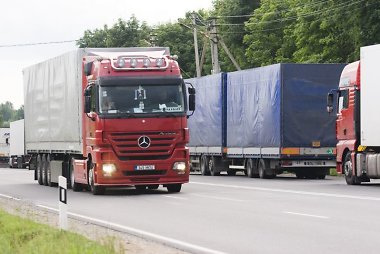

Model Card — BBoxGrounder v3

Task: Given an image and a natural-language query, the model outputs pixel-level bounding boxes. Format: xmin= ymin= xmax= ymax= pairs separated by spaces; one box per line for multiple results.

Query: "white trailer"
xmin=9 ymin=119 xmax=30 ymax=168
xmin=0 ymin=128 xmax=10 ymax=164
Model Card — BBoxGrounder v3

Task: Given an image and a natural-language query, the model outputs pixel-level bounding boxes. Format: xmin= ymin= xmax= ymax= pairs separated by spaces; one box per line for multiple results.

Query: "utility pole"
xmin=209 ymin=18 xmax=220 ymax=74
xmin=192 ymin=12 xmax=201 ymax=78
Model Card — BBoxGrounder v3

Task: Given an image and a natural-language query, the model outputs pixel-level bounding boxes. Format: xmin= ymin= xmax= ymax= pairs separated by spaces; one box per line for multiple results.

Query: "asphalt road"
xmin=1 ymin=167 xmax=380 ymax=254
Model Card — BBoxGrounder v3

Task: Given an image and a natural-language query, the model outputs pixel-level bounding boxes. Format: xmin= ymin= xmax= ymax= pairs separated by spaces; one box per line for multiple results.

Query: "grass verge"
xmin=0 ymin=209 xmax=123 ymax=254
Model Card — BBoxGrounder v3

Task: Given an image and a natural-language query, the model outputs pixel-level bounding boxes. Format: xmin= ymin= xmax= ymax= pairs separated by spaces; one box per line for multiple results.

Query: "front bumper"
xmin=93 ymin=147 xmax=190 ymax=186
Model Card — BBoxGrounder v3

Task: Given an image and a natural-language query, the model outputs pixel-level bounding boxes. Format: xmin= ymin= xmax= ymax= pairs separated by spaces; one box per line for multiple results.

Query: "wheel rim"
xmin=208 ymin=158 xmax=214 ymax=173
xmin=344 ymin=160 xmax=352 ymax=177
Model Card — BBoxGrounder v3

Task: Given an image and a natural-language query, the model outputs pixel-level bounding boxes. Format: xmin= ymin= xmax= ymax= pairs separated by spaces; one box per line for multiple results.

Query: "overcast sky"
xmin=0 ymin=0 xmax=213 ymax=108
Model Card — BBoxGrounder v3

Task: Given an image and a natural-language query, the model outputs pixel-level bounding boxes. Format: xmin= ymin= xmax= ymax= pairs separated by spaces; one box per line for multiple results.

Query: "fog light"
xmin=102 ymin=164 xmax=116 ymax=176
xmin=173 ymin=162 xmax=186 ymax=174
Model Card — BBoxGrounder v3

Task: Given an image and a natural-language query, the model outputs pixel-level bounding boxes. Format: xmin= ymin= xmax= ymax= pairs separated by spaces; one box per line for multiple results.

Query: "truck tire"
xmin=42 ymin=154 xmax=48 ymax=186
xmin=46 ymin=155 xmax=53 ymax=187
xmin=88 ymin=162 xmax=105 ymax=195
xmin=70 ymin=158 xmax=83 ymax=192
xmin=209 ymin=156 xmax=220 ymax=176
xmin=258 ymin=159 xmax=268 ymax=179
xmin=246 ymin=159 xmax=259 ymax=178
xmin=200 ymin=155 xmax=210 ymax=176
xmin=167 ymin=184 xmax=182 ymax=193
xmin=343 ymin=152 xmax=361 ymax=185
xmin=37 ymin=155 xmax=43 ymax=185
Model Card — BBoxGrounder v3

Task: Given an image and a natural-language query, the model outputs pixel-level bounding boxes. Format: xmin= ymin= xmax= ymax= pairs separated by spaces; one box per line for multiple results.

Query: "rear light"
xmin=281 ymin=161 xmax=293 ymax=166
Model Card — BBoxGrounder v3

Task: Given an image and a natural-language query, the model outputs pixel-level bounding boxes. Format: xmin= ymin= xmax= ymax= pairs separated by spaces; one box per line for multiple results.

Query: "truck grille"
xmin=106 ymin=131 xmax=179 ymax=161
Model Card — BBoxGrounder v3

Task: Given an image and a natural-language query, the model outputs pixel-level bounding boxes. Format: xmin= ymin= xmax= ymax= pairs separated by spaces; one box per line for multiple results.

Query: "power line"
xmin=0 ymin=40 xmax=78 ymax=48
xmin=214 ymin=0 xmax=365 ymax=28
xmin=212 ymin=0 xmax=332 ymax=19
xmin=246 ymin=0 xmax=374 ymax=34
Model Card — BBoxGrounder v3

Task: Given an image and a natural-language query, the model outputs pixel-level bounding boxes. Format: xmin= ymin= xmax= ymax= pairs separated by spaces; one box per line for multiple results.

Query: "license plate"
xmin=134 ymin=165 xmax=155 ymax=170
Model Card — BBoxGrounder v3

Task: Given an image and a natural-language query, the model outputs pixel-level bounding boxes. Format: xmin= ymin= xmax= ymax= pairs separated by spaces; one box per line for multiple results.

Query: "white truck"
xmin=9 ymin=119 xmax=30 ymax=168
xmin=0 ymin=128 xmax=10 ymax=164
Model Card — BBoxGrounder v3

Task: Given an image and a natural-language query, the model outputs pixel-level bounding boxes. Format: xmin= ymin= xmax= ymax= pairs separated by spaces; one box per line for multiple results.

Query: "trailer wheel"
xmin=88 ymin=162 xmax=105 ymax=195
xmin=200 ymin=155 xmax=210 ymax=176
xmin=343 ymin=152 xmax=361 ymax=185
xmin=70 ymin=158 xmax=83 ymax=192
xmin=37 ymin=155 xmax=43 ymax=185
xmin=209 ymin=157 xmax=220 ymax=176
xmin=258 ymin=159 xmax=268 ymax=179
xmin=46 ymin=155 xmax=53 ymax=187
xmin=42 ymin=154 xmax=48 ymax=186
xmin=246 ymin=159 xmax=259 ymax=178
xmin=167 ymin=184 xmax=182 ymax=193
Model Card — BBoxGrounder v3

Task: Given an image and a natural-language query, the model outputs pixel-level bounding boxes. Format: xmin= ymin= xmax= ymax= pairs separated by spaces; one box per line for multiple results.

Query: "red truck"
xmin=327 ymin=44 xmax=380 ymax=185
xmin=24 ymin=47 xmax=195 ymax=194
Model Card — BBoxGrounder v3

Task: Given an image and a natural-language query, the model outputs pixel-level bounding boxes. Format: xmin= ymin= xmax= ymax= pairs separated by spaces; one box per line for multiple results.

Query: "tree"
xmin=244 ymin=0 xmax=296 ymax=67
xmin=211 ymin=0 xmax=260 ymax=71
xmin=77 ymin=16 xmax=151 ymax=48
xmin=0 ymin=102 xmax=23 ymax=127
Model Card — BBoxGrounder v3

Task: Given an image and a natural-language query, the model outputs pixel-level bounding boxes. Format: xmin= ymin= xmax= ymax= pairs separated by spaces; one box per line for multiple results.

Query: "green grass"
xmin=0 ymin=209 xmax=123 ymax=254
xmin=329 ymin=168 xmax=339 ymax=176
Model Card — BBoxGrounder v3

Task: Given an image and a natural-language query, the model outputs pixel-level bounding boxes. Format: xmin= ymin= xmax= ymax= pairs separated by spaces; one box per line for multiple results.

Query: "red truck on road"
xmin=327 ymin=44 xmax=380 ymax=185
xmin=24 ymin=47 xmax=195 ymax=194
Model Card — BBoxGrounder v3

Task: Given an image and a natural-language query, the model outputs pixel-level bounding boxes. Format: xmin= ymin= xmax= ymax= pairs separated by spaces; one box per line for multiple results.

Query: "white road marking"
xmin=283 ymin=211 xmax=329 ymax=219
xmin=192 ymin=193 xmax=246 ymax=202
xmin=0 ymin=193 xmax=21 ymax=201
xmin=162 ymin=195 xmax=187 ymax=200
xmin=37 ymin=204 xmax=226 ymax=254
xmin=191 ymin=181 xmax=380 ymax=202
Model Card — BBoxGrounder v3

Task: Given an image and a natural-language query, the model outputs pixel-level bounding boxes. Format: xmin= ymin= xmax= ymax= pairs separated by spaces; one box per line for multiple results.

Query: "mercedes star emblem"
xmin=138 ymin=136 xmax=151 ymax=149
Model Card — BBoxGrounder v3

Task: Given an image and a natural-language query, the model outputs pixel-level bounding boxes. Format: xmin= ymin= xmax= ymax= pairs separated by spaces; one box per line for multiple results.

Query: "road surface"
xmin=0 ymin=167 xmax=380 ymax=254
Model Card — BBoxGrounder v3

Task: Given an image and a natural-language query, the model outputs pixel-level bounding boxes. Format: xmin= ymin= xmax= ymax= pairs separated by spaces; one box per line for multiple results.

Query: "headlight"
xmin=102 ymin=164 xmax=116 ymax=176
xmin=173 ymin=162 xmax=186 ymax=173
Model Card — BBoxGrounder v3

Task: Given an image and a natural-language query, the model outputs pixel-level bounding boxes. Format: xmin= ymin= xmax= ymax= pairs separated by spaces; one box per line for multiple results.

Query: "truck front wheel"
xmin=343 ymin=152 xmax=361 ymax=185
xmin=167 ymin=184 xmax=182 ymax=193
xmin=88 ymin=163 xmax=105 ymax=195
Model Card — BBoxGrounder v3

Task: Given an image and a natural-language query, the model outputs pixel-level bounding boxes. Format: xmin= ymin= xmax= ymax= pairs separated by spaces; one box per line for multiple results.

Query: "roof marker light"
xmin=143 ymin=58 xmax=151 ymax=67
xmin=130 ymin=58 xmax=138 ymax=68
xmin=156 ymin=58 xmax=164 ymax=67
xmin=117 ymin=58 xmax=125 ymax=68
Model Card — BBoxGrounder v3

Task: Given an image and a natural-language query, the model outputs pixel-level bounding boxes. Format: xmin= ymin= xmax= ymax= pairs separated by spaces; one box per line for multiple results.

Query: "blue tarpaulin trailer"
xmin=187 ymin=63 xmax=345 ymax=178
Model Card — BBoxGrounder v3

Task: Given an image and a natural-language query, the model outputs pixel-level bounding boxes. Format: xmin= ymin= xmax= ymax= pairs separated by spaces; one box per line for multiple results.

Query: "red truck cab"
xmin=72 ymin=48 xmax=195 ymax=194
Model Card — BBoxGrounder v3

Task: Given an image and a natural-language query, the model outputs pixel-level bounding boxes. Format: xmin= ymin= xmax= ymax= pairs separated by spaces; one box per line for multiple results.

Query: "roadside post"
xmin=58 ymin=176 xmax=67 ymax=230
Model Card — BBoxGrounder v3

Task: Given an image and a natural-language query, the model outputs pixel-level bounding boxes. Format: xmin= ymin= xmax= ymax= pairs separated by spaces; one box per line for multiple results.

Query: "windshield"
xmin=99 ymin=83 xmax=185 ymax=115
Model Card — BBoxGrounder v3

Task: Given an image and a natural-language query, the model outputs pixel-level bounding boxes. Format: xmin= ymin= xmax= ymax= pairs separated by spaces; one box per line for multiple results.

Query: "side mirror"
xmin=84 ymin=62 xmax=93 ymax=76
xmin=188 ymin=87 xmax=196 ymax=95
xmin=327 ymin=92 xmax=334 ymax=114
xmin=84 ymin=96 xmax=91 ymax=113
xmin=189 ymin=94 xmax=195 ymax=111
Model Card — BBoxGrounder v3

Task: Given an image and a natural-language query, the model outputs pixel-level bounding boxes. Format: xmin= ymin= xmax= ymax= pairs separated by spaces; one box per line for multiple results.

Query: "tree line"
xmin=77 ymin=0 xmax=380 ymax=77
xmin=0 ymin=102 xmax=24 ymax=128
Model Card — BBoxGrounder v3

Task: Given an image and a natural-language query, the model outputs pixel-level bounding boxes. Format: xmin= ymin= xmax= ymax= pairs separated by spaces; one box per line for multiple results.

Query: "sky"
xmin=0 ymin=0 xmax=213 ymax=109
